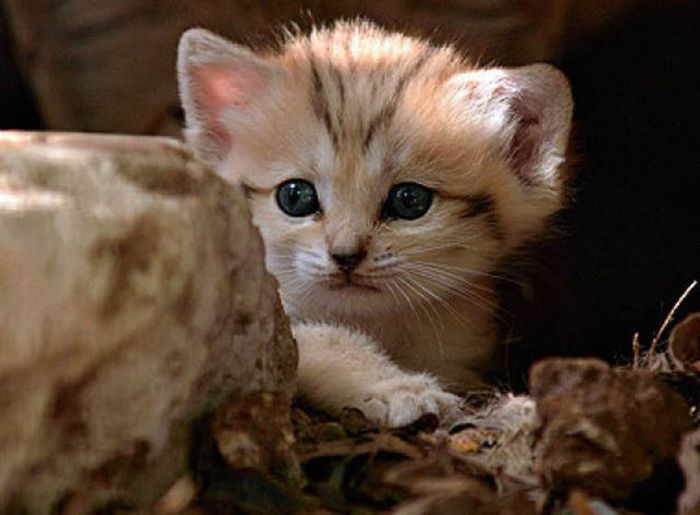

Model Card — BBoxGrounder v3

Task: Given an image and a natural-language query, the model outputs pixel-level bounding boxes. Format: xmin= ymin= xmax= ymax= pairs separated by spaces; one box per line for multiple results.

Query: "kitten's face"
xmin=222 ymin=87 xmax=506 ymax=318
xmin=178 ymin=23 xmax=572 ymax=319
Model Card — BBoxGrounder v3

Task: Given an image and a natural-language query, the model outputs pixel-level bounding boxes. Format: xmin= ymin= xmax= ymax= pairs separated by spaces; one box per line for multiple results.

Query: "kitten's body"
xmin=178 ymin=21 xmax=572 ymax=426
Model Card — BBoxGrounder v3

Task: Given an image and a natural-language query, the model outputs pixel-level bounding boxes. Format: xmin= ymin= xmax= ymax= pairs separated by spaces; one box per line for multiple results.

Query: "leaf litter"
xmin=147 ymin=284 xmax=699 ymax=515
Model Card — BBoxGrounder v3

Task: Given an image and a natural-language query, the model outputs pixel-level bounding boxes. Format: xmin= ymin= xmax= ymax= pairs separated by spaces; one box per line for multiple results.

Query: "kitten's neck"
xmin=285 ymin=279 xmax=499 ymax=392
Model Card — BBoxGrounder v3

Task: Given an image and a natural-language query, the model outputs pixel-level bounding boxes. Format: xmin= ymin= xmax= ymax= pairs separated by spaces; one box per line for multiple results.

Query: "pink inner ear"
xmin=454 ymin=66 xmax=570 ymax=187
xmin=467 ymin=74 xmax=548 ymax=185
xmin=192 ymin=64 xmax=265 ymax=152
xmin=507 ymin=102 xmax=543 ymax=186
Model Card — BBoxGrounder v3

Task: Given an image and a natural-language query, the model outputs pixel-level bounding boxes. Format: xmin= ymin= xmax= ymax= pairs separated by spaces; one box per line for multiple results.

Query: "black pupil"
xmin=387 ymin=183 xmax=432 ymax=220
xmin=398 ymin=188 xmax=419 ymax=209
xmin=276 ymin=180 xmax=319 ymax=217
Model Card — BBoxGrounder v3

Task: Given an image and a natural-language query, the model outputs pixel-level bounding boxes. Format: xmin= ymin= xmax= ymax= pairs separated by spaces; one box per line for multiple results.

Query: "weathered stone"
xmin=670 ymin=313 xmax=700 ymax=372
xmin=530 ymin=358 xmax=691 ymax=502
xmin=679 ymin=427 xmax=700 ymax=514
xmin=211 ymin=391 xmax=301 ymax=486
xmin=0 ymin=131 xmax=296 ymax=513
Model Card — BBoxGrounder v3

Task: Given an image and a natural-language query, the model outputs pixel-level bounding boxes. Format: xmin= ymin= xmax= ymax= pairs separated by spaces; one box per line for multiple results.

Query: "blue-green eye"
xmin=276 ymin=179 xmax=320 ymax=217
xmin=384 ymin=182 xmax=433 ymax=220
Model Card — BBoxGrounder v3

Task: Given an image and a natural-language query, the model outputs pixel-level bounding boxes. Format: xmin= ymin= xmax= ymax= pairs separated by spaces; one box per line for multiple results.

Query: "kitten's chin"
xmin=282 ymin=283 xmax=395 ymax=320
xmin=326 ymin=291 xmax=393 ymax=319
xmin=326 ymin=283 xmax=381 ymax=293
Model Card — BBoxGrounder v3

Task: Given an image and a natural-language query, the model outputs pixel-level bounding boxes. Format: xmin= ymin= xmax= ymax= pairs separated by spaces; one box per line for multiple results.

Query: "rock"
xmin=211 ymin=391 xmax=301 ymax=484
xmin=0 ymin=131 xmax=296 ymax=513
xmin=679 ymin=427 xmax=700 ymax=514
xmin=565 ymin=490 xmax=621 ymax=515
xmin=670 ymin=313 xmax=700 ymax=373
xmin=530 ymin=358 xmax=691 ymax=502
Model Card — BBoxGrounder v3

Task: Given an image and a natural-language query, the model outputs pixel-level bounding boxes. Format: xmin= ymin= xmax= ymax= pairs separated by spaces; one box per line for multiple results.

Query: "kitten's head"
xmin=177 ymin=22 xmax=573 ymax=319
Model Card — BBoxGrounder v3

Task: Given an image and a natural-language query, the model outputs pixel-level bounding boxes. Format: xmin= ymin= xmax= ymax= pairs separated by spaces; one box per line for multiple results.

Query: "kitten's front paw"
xmin=359 ymin=374 xmax=463 ymax=428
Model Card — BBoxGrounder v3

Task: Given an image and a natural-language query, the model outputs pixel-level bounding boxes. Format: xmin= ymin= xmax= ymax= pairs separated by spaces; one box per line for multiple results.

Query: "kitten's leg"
xmin=293 ymin=322 xmax=463 ymax=428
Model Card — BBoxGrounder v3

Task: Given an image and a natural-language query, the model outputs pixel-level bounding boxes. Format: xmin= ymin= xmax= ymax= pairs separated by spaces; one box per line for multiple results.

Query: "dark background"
xmin=558 ymin=1 xmax=699 ymax=361
xmin=1 ymin=1 xmax=698 ymax=383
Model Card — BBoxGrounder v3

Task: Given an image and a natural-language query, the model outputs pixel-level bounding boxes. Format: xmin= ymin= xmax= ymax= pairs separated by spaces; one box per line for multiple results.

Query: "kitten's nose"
xmin=331 ymin=251 xmax=366 ymax=271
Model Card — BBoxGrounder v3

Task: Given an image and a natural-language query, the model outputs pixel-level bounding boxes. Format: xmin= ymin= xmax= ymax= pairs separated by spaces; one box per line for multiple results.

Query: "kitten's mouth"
xmin=326 ymin=274 xmax=381 ymax=293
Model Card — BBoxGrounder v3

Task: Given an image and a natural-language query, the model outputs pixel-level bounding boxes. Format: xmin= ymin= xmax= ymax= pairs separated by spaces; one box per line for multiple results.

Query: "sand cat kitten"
xmin=177 ymin=21 xmax=572 ymax=427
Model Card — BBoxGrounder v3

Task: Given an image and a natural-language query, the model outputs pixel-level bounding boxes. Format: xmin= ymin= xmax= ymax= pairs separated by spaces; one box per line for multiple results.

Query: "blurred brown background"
xmin=1 ymin=0 xmax=698 ymax=381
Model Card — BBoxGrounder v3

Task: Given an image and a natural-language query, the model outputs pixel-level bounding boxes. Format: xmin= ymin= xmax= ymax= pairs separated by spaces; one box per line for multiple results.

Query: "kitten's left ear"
xmin=449 ymin=64 xmax=573 ymax=188
xmin=177 ymin=28 xmax=280 ymax=166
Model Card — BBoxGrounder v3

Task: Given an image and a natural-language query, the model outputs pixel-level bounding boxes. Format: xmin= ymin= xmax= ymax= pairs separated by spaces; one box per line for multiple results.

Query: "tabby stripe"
xmin=363 ymin=104 xmax=393 ymax=151
xmin=466 ymin=194 xmax=503 ymax=239
xmin=330 ymin=66 xmax=346 ymax=110
xmin=309 ymin=60 xmax=340 ymax=151
xmin=394 ymin=48 xmax=433 ymax=101
xmin=444 ymin=192 xmax=503 ymax=239
xmin=363 ymin=49 xmax=433 ymax=152
xmin=461 ymin=194 xmax=495 ymax=218
xmin=330 ymin=66 xmax=347 ymax=142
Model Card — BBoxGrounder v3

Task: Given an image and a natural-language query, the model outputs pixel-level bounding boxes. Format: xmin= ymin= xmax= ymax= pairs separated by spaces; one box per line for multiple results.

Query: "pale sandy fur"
xmin=178 ymin=21 xmax=573 ymax=427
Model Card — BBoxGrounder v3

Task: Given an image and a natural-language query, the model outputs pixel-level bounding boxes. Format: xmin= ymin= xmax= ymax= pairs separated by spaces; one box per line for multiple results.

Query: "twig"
xmin=632 ymin=332 xmax=640 ymax=369
xmin=649 ymin=280 xmax=698 ymax=357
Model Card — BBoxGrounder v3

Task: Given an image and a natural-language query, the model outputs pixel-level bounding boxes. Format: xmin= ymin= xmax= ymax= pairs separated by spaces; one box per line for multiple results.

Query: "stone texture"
xmin=0 ymin=131 xmax=296 ymax=513
xmin=670 ymin=313 xmax=700 ymax=372
xmin=679 ymin=427 xmax=700 ymax=514
xmin=530 ymin=358 xmax=691 ymax=501
xmin=211 ymin=391 xmax=301 ymax=483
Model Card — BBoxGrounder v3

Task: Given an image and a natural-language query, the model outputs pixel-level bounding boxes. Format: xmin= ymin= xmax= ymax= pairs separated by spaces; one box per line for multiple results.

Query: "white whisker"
xmin=395 ymin=276 xmax=445 ymax=359
xmin=400 ymin=262 xmax=504 ymax=318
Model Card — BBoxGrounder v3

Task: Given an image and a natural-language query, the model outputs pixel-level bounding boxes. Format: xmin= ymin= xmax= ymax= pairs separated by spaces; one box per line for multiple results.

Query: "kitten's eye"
xmin=384 ymin=182 xmax=433 ymax=220
xmin=276 ymin=179 xmax=320 ymax=217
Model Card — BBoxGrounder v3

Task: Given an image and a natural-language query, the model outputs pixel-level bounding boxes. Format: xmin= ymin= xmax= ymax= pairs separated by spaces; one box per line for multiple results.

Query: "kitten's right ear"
xmin=177 ymin=28 xmax=278 ymax=165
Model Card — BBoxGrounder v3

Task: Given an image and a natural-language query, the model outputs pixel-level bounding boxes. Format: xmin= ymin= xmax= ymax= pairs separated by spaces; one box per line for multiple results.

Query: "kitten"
xmin=177 ymin=21 xmax=573 ymax=427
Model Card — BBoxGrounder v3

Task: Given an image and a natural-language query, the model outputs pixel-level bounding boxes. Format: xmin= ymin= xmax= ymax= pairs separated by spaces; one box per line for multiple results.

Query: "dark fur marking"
xmin=240 ymin=183 xmax=253 ymax=199
xmin=330 ymin=66 xmax=346 ymax=108
xmin=363 ymin=49 xmax=434 ymax=152
xmin=395 ymin=48 xmax=433 ymax=99
xmin=363 ymin=104 xmax=394 ymax=150
xmin=459 ymin=193 xmax=504 ymax=239
xmin=323 ymin=110 xmax=339 ymax=149
xmin=309 ymin=61 xmax=325 ymax=118
xmin=462 ymin=194 xmax=494 ymax=218
xmin=309 ymin=60 xmax=340 ymax=151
